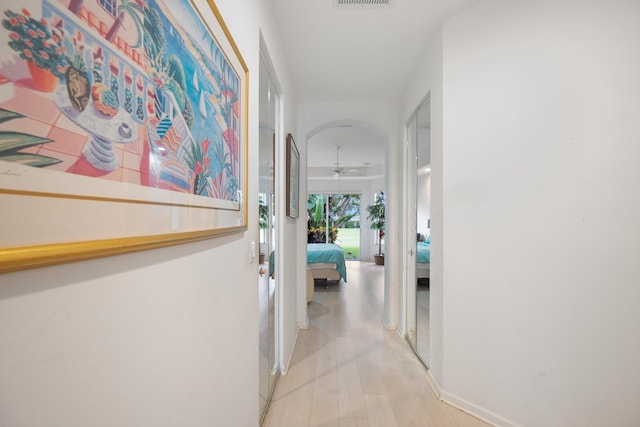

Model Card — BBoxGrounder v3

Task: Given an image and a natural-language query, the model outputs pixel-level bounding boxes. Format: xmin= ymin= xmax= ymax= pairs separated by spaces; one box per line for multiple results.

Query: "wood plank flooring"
xmin=262 ymin=261 xmax=491 ymax=427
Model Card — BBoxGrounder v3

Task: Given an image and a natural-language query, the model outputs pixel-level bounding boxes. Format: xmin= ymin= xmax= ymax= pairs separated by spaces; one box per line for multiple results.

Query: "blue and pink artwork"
xmin=0 ymin=0 xmax=242 ymax=201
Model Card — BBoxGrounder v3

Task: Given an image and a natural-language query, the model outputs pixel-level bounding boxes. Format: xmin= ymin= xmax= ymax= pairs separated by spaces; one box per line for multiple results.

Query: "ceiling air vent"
xmin=335 ymin=0 xmax=392 ymax=7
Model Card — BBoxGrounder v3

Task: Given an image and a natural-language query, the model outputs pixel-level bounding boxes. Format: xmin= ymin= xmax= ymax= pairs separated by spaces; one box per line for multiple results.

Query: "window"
xmin=307 ymin=193 xmax=361 ymax=260
xmin=98 ymin=0 xmax=117 ymax=18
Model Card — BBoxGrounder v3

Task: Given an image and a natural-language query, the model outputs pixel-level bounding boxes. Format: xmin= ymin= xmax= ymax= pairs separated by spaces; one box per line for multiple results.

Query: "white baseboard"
xmin=298 ymin=318 xmax=309 ymax=330
xmin=382 ymin=319 xmax=397 ymax=330
xmin=425 ymin=370 xmax=442 ymax=397
xmin=424 ymin=371 xmax=521 ymax=427
xmin=281 ymin=327 xmax=301 ymax=375
xmin=439 ymin=389 xmax=523 ymax=427
xmin=396 ymin=329 xmax=405 ymax=339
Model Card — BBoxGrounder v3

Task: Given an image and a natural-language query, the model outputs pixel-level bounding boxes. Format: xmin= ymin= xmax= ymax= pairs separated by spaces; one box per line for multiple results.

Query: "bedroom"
xmin=305 ymin=124 xmax=387 ymax=288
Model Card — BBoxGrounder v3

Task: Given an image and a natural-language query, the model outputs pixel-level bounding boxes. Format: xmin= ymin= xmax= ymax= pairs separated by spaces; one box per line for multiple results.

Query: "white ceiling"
xmin=270 ymin=0 xmax=479 ymax=174
xmin=307 ymin=125 xmax=386 ymax=179
xmin=270 ymin=0 xmax=478 ymax=103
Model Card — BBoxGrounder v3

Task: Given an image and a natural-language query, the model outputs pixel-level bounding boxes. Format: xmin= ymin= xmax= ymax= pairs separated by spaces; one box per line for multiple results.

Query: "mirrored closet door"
xmin=406 ymin=98 xmax=431 ymax=367
xmin=258 ymin=54 xmax=278 ymax=423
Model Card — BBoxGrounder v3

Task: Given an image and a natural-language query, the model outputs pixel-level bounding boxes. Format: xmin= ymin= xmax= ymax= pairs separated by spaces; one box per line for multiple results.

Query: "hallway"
xmin=263 ymin=262 xmax=490 ymax=427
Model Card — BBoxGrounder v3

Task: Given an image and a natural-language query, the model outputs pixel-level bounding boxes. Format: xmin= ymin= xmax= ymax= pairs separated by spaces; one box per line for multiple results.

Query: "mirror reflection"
xmin=258 ymin=55 xmax=277 ymax=422
xmin=415 ymin=99 xmax=430 ymax=361
xmin=408 ymin=98 xmax=431 ymax=366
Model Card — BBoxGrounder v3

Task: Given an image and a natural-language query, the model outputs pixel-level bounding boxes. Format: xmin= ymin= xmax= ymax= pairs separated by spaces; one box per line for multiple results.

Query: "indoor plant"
xmin=366 ymin=192 xmax=385 ymax=265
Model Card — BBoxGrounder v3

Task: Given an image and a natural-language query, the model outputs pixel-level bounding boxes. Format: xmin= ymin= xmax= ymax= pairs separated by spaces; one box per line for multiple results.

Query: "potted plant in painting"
xmin=366 ymin=192 xmax=385 ymax=265
xmin=2 ymin=9 xmax=70 ymax=92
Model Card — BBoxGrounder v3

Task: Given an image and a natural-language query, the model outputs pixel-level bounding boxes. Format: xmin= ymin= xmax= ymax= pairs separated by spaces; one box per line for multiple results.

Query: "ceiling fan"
xmin=332 ymin=146 xmax=344 ymax=177
xmin=332 ymin=146 xmax=360 ymax=178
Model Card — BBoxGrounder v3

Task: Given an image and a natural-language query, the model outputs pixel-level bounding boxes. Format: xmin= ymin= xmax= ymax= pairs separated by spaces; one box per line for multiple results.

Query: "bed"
xmin=307 ymin=243 xmax=347 ymax=283
xmin=416 ymin=241 xmax=430 ymax=279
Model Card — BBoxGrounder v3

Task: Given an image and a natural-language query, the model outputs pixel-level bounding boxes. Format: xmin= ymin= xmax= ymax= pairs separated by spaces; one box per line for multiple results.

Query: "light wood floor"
xmin=262 ymin=261 xmax=491 ymax=427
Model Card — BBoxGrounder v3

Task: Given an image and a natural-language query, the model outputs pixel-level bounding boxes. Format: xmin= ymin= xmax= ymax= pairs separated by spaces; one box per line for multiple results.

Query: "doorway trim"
xmin=402 ymin=93 xmax=431 ymax=367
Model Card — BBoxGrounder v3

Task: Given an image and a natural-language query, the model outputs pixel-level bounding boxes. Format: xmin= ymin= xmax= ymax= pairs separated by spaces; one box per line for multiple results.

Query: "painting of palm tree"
xmin=210 ymin=136 xmax=231 ymax=198
xmin=105 ymin=0 xmax=145 ymax=48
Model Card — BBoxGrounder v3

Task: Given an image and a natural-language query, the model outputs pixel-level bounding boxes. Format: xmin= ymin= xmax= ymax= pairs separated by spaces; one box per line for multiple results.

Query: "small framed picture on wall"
xmin=286 ymin=133 xmax=299 ymax=218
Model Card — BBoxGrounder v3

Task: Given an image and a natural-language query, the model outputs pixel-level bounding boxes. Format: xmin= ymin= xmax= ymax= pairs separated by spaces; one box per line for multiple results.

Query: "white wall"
xmin=0 ymin=1 xmax=297 ymax=426
xmin=400 ymin=27 xmax=444 ymax=383
xmin=438 ymin=1 xmax=640 ymax=426
xmin=0 ymin=238 xmax=259 ymax=427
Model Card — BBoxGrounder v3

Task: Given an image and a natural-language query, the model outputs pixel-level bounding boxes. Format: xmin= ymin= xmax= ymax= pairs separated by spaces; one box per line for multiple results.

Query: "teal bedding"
xmin=307 ymin=243 xmax=347 ymax=282
xmin=417 ymin=242 xmax=431 ymax=263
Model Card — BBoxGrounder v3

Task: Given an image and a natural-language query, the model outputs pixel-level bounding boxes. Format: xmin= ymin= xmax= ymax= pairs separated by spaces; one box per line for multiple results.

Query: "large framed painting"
xmin=0 ymin=0 xmax=248 ymax=273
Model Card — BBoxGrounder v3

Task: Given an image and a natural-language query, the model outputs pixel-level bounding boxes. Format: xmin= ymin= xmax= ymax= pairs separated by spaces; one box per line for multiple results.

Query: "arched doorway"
xmin=297 ymin=116 xmax=397 ymax=329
